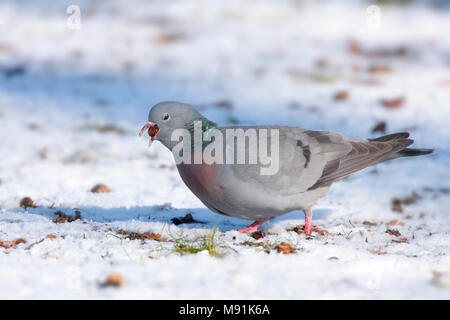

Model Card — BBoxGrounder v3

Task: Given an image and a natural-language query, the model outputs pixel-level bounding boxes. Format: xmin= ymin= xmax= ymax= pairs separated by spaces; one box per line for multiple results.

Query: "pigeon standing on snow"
xmin=140 ymin=101 xmax=433 ymax=234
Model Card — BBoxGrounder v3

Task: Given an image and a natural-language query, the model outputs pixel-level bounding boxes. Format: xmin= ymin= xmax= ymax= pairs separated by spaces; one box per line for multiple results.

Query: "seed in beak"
xmin=139 ymin=122 xmax=160 ymax=146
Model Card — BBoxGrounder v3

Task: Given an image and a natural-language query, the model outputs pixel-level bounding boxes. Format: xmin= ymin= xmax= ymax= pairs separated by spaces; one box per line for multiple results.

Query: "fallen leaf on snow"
xmin=276 ymin=242 xmax=295 ymax=254
xmin=333 ymin=90 xmax=349 ymax=101
xmin=380 ymin=97 xmax=405 ymax=109
xmin=369 ymin=64 xmax=391 ymax=74
xmin=287 ymin=225 xmax=328 ymax=236
xmin=328 ymin=256 xmax=339 ymax=261
xmin=251 ymin=231 xmax=266 ymax=240
xmin=101 ymin=273 xmax=126 ymax=288
xmin=392 ymin=237 xmax=409 ymax=244
xmin=386 ymin=229 xmax=402 ymax=237
xmin=20 ymin=197 xmax=36 ymax=209
xmin=91 ymin=184 xmax=111 ymax=193
xmin=370 ymin=249 xmax=387 ymax=255
xmin=387 ymin=219 xmax=405 ymax=226
xmin=0 ymin=237 xmax=27 ymax=249
xmin=118 ymin=230 xmax=166 ymax=242
xmin=53 ymin=211 xmax=81 ymax=224
xmin=372 ymin=121 xmax=387 ymax=134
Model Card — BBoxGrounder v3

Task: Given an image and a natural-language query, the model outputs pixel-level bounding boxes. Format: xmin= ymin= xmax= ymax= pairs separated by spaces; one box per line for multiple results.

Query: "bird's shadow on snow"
xmin=18 ymin=204 xmax=332 ymax=232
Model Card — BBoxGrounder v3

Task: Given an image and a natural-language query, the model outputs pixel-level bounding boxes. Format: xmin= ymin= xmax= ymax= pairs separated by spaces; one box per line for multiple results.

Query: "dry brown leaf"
xmin=287 ymin=225 xmax=328 ymax=236
xmin=387 ymin=219 xmax=405 ymax=226
xmin=348 ymin=40 xmax=407 ymax=57
xmin=370 ymin=249 xmax=387 ymax=255
xmin=0 ymin=237 xmax=27 ymax=249
xmin=53 ymin=211 xmax=81 ymax=224
xmin=20 ymin=197 xmax=36 ymax=209
xmin=118 ymin=230 xmax=166 ymax=242
xmin=276 ymin=242 xmax=295 ymax=254
xmin=369 ymin=65 xmax=391 ymax=74
xmin=101 ymin=273 xmax=125 ymax=288
xmin=328 ymin=256 xmax=339 ymax=261
xmin=156 ymin=32 xmax=187 ymax=45
xmin=251 ymin=231 xmax=266 ymax=240
xmin=333 ymin=90 xmax=349 ymax=101
xmin=372 ymin=121 xmax=387 ymax=134
xmin=380 ymin=97 xmax=405 ymax=109
xmin=386 ymin=229 xmax=402 ymax=237
xmin=91 ymin=184 xmax=111 ymax=193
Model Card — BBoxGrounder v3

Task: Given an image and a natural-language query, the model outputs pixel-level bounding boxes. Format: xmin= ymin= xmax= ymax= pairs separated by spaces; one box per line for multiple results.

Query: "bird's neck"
xmin=183 ymin=117 xmax=219 ymax=152
xmin=185 ymin=117 xmax=218 ymax=134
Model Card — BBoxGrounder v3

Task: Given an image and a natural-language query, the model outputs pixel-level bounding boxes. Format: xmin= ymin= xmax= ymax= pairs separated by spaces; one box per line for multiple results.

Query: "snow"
xmin=0 ymin=0 xmax=449 ymax=299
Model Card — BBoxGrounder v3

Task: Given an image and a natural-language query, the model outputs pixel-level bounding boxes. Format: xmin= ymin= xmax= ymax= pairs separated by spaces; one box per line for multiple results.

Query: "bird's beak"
xmin=139 ymin=122 xmax=160 ymax=146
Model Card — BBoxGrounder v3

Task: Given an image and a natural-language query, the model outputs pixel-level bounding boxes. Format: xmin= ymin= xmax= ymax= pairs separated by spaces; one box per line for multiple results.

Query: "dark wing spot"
xmin=297 ymin=140 xmax=311 ymax=168
xmin=316 ymin=135 xmax=332 ymax=143
xmin=305 ymin=130 xmax=322 ymax=138
xmin=303 ymin=146 xmax=311 ymax=168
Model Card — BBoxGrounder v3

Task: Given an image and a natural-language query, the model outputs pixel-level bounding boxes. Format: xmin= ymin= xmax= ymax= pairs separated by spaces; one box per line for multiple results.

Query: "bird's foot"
xmin=237 ymin=220 xmax=265 ymax=234
xmin=303 ymin=216 xmax=328 ymax=235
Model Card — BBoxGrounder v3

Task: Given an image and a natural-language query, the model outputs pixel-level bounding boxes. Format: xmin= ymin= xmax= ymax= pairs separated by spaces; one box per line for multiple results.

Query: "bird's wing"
xmin=226 ymin=127 xmax=412 ymax=195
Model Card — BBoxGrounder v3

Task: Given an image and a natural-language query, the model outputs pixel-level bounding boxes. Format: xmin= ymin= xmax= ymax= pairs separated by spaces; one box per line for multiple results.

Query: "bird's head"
xmin=139 ymin=101 xmax=215 ymax=150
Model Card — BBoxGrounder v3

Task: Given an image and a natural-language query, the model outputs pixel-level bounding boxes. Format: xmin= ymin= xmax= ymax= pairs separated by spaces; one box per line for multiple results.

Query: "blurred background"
xmin=0 ymin=0 xmax=449 ymax=299
xmin=1 ymin=0 xmax=449 ymax=208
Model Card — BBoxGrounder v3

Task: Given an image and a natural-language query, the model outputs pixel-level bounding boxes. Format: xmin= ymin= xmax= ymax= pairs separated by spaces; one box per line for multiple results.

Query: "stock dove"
xmin=140 ymin=101 xmax=433 ymax=234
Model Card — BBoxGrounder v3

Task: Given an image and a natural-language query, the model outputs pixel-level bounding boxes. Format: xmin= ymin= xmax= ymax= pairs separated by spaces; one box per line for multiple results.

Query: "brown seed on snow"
xmin=387 ymin=219 xmax=405 ymax=226
xmin=370 ymin=249 xmax=387 ymax=255
xmin=0 ymin=237 xmax=27 ymax=249
xmin=91 ymin=184 xmax=111 ymax=193
xmin=386 ymin=229 xmax=402 ymax=237
xmin=101 ymin=273 xmax=126 ymax=288
xmin=328 ymin=256 xmax=339 ymax=261
xmin=380 ymin=97 xmax=404 ymax=109
xmin=333 ymin=90 xmax=349 ymax=101
xmin=372 ymin=121 xmax=387 ymax=134
xmin=118 ymin=230 xmax=166 ymax=242
xmin=369 ymin=65 xmax=391 ymax=74
xmin=251 ymin=231 xmax=266 ymax=240
xmin=20 ymin=197 xmax=36 ymax=209
xmin=363 ymin=221 xmax=378 ymax=226
xmin=156 ymin=32 xmax=187 ymax=45
xmin=276 ymin=242 xmax=295 ymax=254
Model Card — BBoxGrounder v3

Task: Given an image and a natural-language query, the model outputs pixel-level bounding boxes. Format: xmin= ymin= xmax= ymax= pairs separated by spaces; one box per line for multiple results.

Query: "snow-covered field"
xmin=0 ymin=0 xmax=449 ymax=299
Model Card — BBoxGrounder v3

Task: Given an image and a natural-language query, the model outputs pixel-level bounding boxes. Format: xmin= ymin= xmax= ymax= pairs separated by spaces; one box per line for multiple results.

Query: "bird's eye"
xmin=162 ymin=113 xmax=170 ymax=121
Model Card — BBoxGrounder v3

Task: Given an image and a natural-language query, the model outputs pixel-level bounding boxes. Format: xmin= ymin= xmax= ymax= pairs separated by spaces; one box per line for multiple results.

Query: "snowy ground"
xmin=0 ymin=0 xmax=449 ymax=299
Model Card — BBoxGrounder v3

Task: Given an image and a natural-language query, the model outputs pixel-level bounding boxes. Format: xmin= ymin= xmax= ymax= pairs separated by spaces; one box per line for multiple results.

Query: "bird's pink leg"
xmin=237 ymin=220 xmax=265 ymax=234
xmin=304 ymin=215 xmax=312 ymax=235
xmin=304 ymin=209 xmax=313 ymax=235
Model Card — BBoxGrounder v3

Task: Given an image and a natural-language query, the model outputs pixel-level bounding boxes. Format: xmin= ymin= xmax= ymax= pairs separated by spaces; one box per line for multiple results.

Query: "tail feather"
xmin=397 ymin=148 xmax=434 ymax=157
xmin=369 ymin=132 xmax=410 ymax=142
xmin=370 ymin=132 xmax=433 ymax=161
